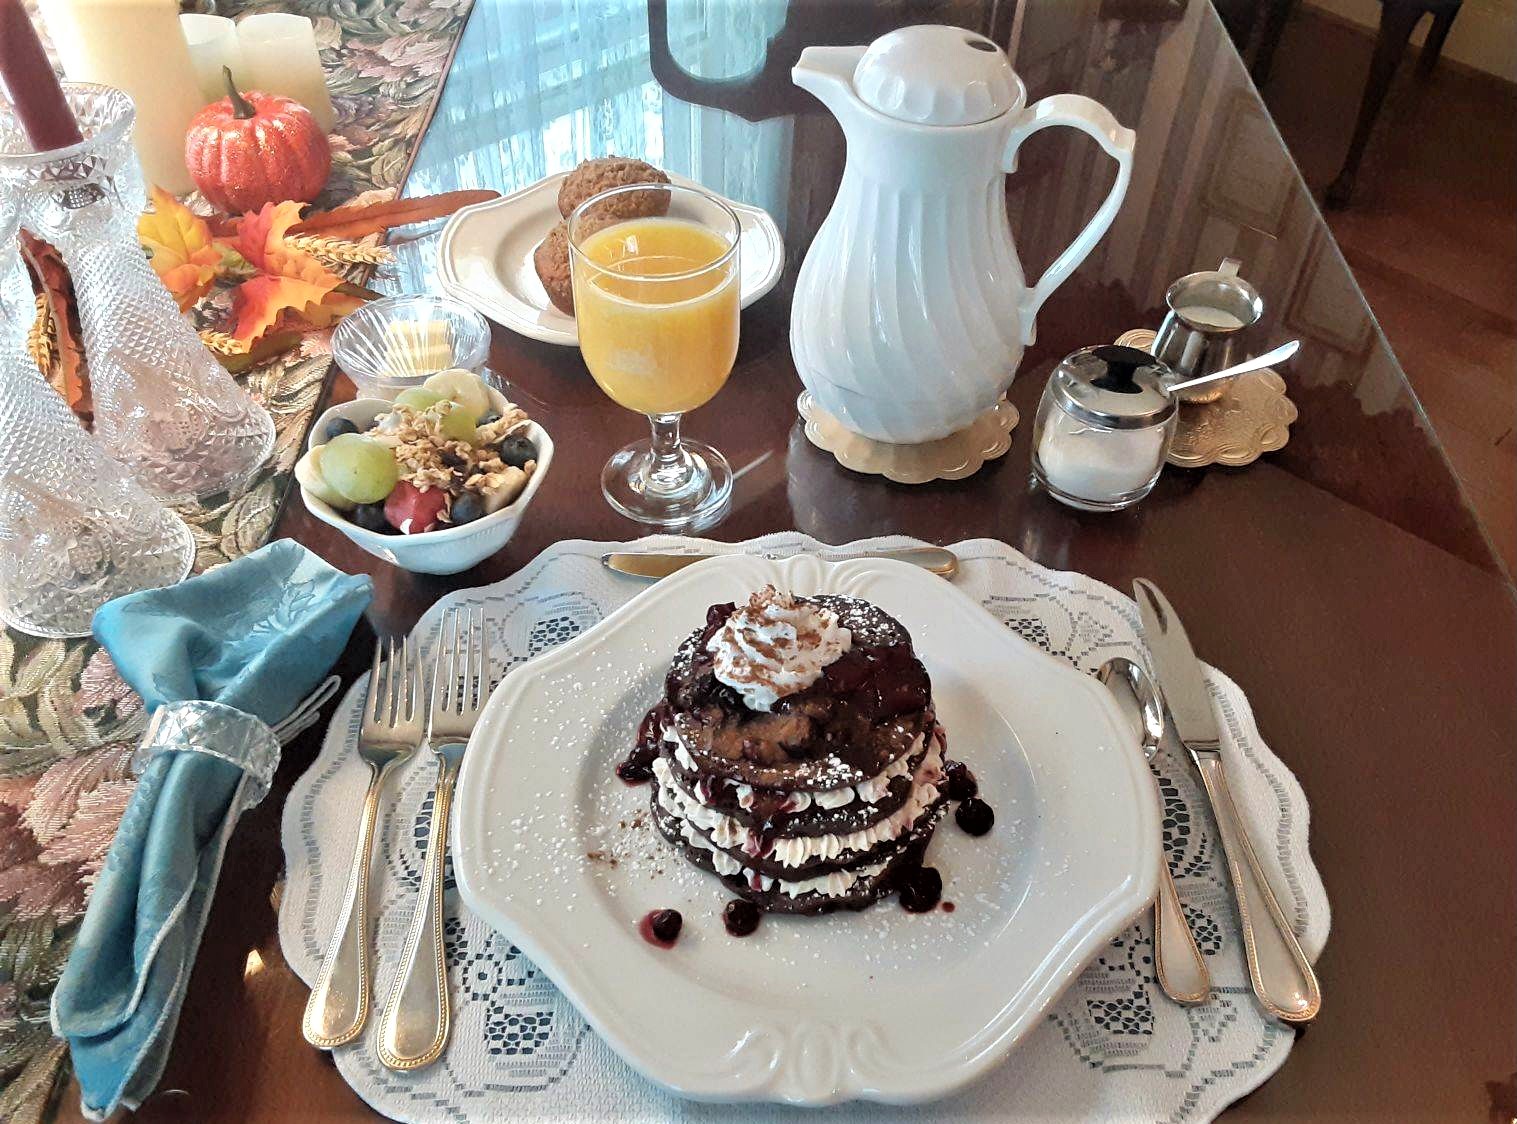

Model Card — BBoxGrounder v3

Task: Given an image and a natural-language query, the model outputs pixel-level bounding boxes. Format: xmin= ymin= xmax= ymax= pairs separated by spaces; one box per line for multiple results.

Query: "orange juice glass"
xmin=569 ymin=182 xmax=740 ymax=530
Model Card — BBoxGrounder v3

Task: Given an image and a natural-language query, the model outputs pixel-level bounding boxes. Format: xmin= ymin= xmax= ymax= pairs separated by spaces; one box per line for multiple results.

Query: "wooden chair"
xmin=1246 ymin=0 xmax=1463 ymax=208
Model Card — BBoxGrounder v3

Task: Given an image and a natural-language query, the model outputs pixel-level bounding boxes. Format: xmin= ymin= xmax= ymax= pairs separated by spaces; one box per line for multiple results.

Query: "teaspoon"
xmin=1166 ymin=339 xmax=1300 ymax=395
xmin=1099 ymin=657 xmax=1211 ymax=1005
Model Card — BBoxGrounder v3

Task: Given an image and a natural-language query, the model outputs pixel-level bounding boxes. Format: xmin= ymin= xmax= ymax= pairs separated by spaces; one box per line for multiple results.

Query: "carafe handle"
xmin=1004 ymin=94 xmax=1136 ymax=346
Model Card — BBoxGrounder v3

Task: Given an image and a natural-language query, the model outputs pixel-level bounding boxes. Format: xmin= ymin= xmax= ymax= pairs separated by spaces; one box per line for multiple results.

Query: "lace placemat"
xmin=278 ymin=534 xmax=1329 ymax=1123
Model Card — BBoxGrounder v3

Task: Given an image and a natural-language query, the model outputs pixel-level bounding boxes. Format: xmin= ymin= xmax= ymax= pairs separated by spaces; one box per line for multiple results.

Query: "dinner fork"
xmin=378 ymin=604 xmax=490 ymax=1070
xmin=302 ymin=636 xmax=423 ymax=1049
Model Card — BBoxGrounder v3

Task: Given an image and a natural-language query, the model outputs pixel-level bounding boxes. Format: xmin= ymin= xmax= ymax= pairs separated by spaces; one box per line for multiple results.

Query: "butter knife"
xmin=602 ymin=546 xmax=960 ymax=580
xmin=1133 ymin=578 xmax=1321 ymax=1024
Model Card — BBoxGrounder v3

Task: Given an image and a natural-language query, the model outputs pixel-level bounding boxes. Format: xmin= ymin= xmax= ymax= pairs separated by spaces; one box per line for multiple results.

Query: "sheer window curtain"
xmin=389 ymin=0 xmax=792 ymax=294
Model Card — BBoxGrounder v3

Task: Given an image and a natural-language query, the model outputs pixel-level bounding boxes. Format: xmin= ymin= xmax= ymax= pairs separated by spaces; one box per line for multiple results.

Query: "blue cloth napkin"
xmin=52 ymin=540 xmax=371 ymax=1119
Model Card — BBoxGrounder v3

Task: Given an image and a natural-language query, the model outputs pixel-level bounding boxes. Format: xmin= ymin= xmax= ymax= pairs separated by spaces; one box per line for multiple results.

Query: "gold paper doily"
xmin=1117 ymin=328 xmax=1298 ymax=468
xmin=797 ymin=392 xmax=1019 ymax=484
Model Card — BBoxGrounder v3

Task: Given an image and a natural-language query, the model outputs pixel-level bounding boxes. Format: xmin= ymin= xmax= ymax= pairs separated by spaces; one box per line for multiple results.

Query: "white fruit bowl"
xmin=299 ymin=387 xmax=552 ymax=575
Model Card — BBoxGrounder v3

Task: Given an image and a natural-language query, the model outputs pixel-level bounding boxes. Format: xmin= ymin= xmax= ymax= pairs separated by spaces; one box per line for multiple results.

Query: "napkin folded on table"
xmin=52 ymin=539 xmax=372 ymax=1120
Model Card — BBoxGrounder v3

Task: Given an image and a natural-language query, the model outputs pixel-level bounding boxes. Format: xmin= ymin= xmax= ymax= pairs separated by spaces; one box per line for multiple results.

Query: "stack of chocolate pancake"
xmin=633 ymin=594 xmax=950 ymax=915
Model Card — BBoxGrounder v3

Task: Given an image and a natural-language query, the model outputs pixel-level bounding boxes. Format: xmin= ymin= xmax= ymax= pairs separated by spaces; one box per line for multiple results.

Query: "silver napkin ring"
xmin=132 ymin=700 xmax=281 ymax=809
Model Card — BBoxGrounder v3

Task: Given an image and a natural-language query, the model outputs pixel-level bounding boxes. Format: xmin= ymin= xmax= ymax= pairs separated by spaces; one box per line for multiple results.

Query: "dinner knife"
xmin=1133 ymin=578 xmax=1322 ymax=1024
xmin=601 ymin=546 xmax=960 ymax=580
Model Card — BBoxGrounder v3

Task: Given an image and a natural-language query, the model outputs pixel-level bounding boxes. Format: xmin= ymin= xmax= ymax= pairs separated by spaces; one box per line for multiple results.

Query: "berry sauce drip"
xmin=942 ymin=760 xmax=978 ymax=803
xmin=722 ymin=899 xmax=761 ymax=937
xmin=898 ymin=866 xmax=943 ymax=913
xmin=616 ymin=703 xmax=668 ymax=784
xmin=638 ymin=909 xmax=682 ymax=948
xmin=940 ymin=901 xmax=956 ymax=913
xmin=955 ymin=798 xmax=995 ymax=836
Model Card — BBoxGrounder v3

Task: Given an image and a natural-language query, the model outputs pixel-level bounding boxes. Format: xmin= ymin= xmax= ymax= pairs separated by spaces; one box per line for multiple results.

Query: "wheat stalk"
xmin=27 ymin=294 xmax=56 ymax=374
xmin=199 ymin=329 xmax=250 ymax=356
xmin=286 ymin=234 xmax=394 ymax=266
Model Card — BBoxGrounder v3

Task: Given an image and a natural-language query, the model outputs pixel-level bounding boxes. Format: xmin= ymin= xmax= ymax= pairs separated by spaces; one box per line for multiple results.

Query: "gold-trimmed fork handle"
xmin=378 ymin=743 xmax=465 ymax=1069
xmin=302 ymin=758 xmax=391 ymax=1048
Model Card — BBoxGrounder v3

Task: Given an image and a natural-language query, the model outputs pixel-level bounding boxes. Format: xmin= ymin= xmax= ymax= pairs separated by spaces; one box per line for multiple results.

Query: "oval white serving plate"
xmin=452 ymin=554 xmax=1159 ymax=1106
xmin=436 ymin=171 xmax=785 ymax=345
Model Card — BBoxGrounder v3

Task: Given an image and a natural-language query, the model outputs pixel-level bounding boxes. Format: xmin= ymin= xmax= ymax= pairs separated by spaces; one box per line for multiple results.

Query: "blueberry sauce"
xmin=942 ymin=760 xmax=978 ymax=803
xmin=616 ymin=703 xmax=668 ymax=784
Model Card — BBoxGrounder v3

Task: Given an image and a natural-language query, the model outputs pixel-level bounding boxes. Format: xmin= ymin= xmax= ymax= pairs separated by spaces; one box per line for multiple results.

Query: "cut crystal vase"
xmin=0 ymin=200 xmax=195 ymax=638
xmin=0 ymin=83 xmax=273 ymax=502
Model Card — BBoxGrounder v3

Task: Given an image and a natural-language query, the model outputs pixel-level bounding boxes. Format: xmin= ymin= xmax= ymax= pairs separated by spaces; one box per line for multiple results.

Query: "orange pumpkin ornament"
xmin=185 ymin=67 xmax=331 ymax=215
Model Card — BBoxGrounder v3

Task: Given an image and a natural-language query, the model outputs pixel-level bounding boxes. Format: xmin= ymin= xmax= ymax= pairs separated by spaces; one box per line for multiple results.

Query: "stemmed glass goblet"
xmin=568 ymin=182 xmax=740 ymax=530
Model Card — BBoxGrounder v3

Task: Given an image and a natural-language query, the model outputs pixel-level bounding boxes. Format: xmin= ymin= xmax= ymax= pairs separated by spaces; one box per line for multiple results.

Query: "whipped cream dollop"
xmin=706 ymin=587 xmax=852 ymax=712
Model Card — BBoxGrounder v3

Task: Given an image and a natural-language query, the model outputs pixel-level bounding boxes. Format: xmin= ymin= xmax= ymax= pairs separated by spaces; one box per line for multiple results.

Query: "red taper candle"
xmin=0 ymin=0 xmax=83 ymax=151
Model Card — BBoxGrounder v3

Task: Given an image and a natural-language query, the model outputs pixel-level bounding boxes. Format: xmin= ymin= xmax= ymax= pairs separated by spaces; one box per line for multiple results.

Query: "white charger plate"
xmin=452 ymin=554 xmax=1160 ymax=1105
xmin=436 ymin=171 xmax=785 ymax=346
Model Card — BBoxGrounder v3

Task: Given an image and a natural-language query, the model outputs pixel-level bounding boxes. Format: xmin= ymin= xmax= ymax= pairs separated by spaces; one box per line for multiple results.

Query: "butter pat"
xmin=383 ymin=318 xmax=453 ymax=377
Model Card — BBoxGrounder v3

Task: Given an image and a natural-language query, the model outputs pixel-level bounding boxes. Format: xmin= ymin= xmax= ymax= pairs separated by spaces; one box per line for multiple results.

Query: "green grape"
xmin=321 ymin=433 xmax=399 ymax=503
xmin=437 ymin=401 xmax=479 ymax=443
xmin=394 ymin=388 xmax=445 ymax=412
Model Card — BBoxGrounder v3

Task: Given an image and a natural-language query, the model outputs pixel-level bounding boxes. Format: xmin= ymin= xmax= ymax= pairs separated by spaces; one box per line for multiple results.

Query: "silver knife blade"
xmin=602 ymin=547 xmax=960 ymax=580
xmin=601 ymin=552 xmax=707 ymax=579
xmin=1132 ymin=578 xmax=1221 ymax=752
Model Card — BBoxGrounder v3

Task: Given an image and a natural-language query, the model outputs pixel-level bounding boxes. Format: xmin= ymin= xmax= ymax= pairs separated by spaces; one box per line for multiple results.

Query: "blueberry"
xmin=324 ymin=416 xmax=360 ymax=441
xmin=497 ymin=434 xmax=536 ymax=469
xmin=899 ymin=866 xmax=943 ymax=913
xmin=722 ymin=899 xmax=761 ymax=937
xmin=649 ymin=909 xmax=682 ymax=943
xmin=350 ymin=502 xmax=392 ymax=533
xmin=955 ymin=798 xmax=994 ymax=837
xmin=478 ymin=411 xmax=501 ymax=426
xmin=449 ymin=493 xmax=484 ymax=524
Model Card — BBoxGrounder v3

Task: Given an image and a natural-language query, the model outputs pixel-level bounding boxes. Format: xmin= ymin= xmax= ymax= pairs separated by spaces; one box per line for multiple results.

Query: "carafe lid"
xmin=1049 ymin=345 xmax=1176 ymax=429
xmin=853 ymin=25 xmax=1022 ymax=126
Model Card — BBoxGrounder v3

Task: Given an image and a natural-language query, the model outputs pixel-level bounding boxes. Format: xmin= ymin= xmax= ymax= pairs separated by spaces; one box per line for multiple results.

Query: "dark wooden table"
xmin=71 ymin=0 xmax=1516 ymax=1120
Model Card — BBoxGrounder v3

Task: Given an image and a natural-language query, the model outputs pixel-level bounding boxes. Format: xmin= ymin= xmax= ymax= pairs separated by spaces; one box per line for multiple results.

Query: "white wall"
xmin=1306 ymin=0 xmax=1516 ymax=81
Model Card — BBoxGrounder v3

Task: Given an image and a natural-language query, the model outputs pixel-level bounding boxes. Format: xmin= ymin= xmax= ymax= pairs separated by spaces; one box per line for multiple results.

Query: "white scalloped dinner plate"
xmin=452 ymin=555 xmax=1160 ymax=1105
xmin=436 ymin=171 xmax=784 ymax=345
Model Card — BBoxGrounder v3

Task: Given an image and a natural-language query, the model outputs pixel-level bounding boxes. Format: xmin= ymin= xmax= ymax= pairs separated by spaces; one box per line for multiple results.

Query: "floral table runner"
xmin=0 ymin=3 xmax=473 ymax=1120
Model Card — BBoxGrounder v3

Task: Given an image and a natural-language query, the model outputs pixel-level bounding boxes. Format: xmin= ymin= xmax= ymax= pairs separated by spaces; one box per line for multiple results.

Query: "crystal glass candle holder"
xmin=0 ymin=82 xmax=273 ymax=502
xmin=0 ymin=201 xmax=194 ymax=638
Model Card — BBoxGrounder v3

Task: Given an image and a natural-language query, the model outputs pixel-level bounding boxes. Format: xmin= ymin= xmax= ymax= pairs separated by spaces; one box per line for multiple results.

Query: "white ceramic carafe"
xmin=791 ymin=26 xmax=1136 ymax=444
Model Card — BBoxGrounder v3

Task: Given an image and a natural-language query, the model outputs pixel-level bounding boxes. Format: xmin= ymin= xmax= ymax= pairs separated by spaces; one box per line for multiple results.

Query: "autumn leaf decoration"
xmin=228 ymin=201 xmax=364 ymax=342
xmin=130 ymin=187 xmax=497 ymax=349
xmin=138 ymin=186 xmax=223 ymax=312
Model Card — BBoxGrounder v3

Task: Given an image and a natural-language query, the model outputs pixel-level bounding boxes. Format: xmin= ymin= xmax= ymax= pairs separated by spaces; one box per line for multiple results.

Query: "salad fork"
xmin=303 ymin=636 xmax=424 ymax=1049
xmin=379 ymin=604 xmax=490 ymax=1070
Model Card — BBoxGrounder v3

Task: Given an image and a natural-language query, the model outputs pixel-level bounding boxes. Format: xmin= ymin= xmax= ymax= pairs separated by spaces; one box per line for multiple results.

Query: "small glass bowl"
xmin=330 ymin=294 xmax=490 ymax=399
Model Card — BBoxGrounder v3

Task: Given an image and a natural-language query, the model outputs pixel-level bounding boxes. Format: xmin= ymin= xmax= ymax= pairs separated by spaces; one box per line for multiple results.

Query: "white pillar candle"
xmin=179 ymin=14 xmax=244 ymax=107
xmin=235 ymin=13 xmax=335 ymax=133
xmin=36 ymin=0 xmax=203 ymax=193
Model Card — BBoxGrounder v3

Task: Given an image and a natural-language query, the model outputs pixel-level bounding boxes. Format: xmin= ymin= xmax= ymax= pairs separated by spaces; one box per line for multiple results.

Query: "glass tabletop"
xmin=383 ymin=0 xmax=1501 ymax=574
xmin=110 ymin=4 xmax=1514 ymax=1122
